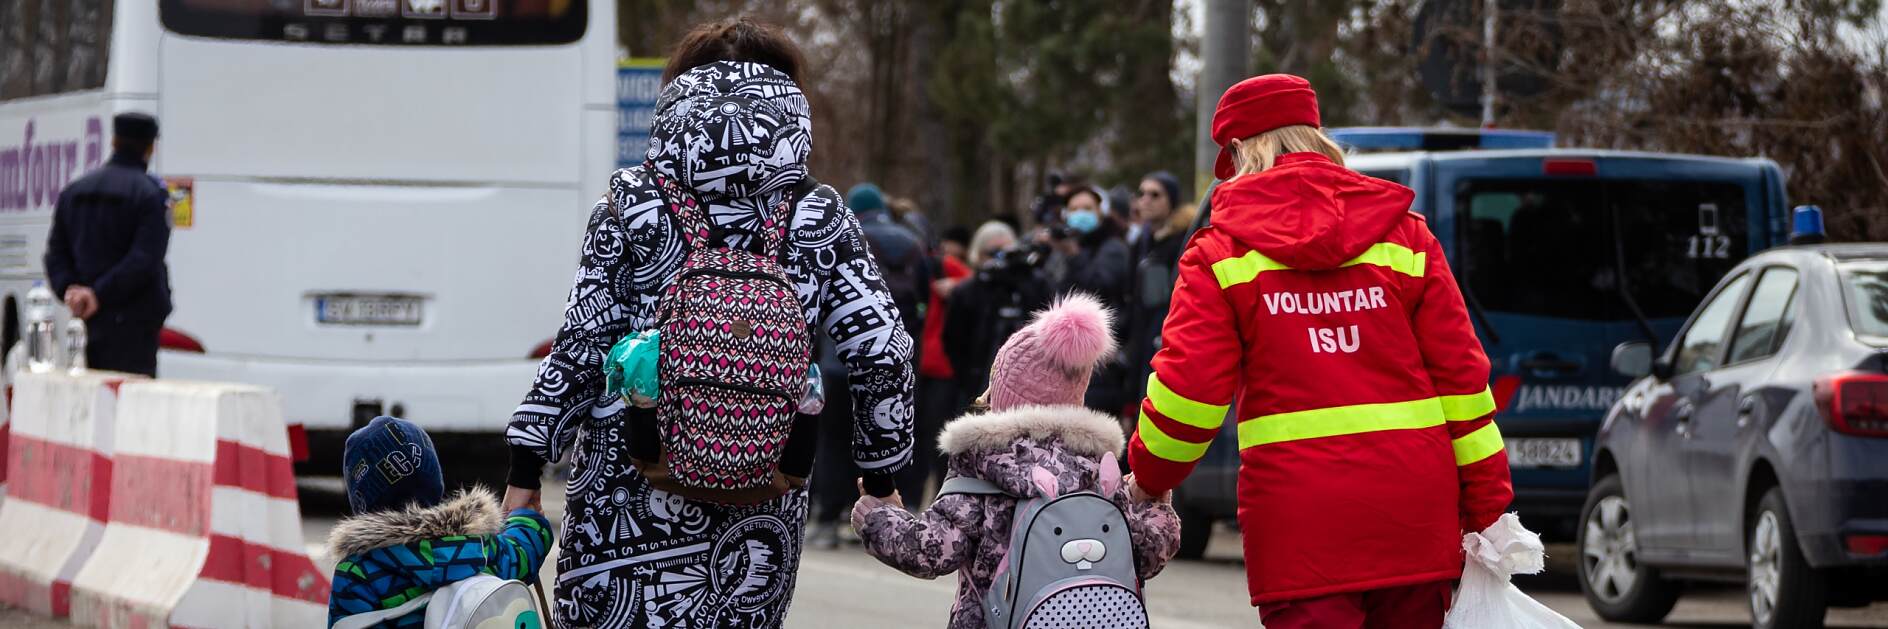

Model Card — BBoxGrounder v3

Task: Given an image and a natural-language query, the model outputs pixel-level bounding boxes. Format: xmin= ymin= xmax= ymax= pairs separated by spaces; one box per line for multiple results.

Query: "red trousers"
xmin=1258 ymin=580 xmax=1453 ymax=629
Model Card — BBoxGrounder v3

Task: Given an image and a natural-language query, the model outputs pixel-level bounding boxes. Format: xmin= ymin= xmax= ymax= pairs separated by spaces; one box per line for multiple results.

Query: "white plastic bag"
xmin=1442 ymin=513 xmax=1583 ymax=629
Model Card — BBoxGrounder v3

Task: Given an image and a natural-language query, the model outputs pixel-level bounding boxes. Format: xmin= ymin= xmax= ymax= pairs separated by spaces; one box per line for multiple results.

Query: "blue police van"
xmin=1175 ymin=145 xmax=1792 ymax=555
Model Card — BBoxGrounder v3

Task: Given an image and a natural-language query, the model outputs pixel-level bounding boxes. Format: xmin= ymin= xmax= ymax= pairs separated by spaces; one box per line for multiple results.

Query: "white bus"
xmin=0 ymin=0 xmax=618 ymax=484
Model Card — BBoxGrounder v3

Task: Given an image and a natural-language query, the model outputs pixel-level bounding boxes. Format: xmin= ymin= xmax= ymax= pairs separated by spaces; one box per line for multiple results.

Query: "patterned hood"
xmin=643 ymin=61 xmax=812 ymax=230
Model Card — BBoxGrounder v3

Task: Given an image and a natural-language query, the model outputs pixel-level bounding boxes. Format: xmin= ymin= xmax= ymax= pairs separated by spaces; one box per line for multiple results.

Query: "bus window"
xmin=160 ymin=0 xmax=587 ymax=46
xmin=0 ymin=0 xmax=113 ymax=100
xmin=1457 ymin=178 xmax=1750 ymax=322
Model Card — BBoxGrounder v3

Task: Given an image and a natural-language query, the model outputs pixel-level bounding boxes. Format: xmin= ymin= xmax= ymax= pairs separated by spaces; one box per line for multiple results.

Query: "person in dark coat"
xmin=807 ymin=182 xmax=929 ymax=548
xmin=1048 ymin=186 xmax=1132 ymax=416
xmin=44 ymin=112 xmax=172 ymax=377
xmin=1121 ymin=171 xmax=1196 ymax=407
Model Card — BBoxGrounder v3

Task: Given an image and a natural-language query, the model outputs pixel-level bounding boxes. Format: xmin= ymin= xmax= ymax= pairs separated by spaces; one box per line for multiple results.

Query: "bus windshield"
xmin=1458 ymin=178 xmax=1750 ymax=321
xmin=160 ymin=0 xmax=586 ymax=46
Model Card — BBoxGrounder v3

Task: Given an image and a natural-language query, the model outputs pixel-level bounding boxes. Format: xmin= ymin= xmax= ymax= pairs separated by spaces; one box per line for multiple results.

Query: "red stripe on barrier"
xmin=287 ymin=423 xmax=310 ymax=463
xmin=109 ymin=453 xmax=211 ymax=536
xmin=276 ymin=548 xmax=332 ymax=604
xmin=4 ymin=434 xmax=111 ymax=521
xmin=212 ymin=440 xmax=298 ymax=500
xmin=50 ymin=580 xmax=69 ymax=617
xmin=197 ymin=535 xmax=330 ymax=604
xmin=1 ymin=419 xmax=9 ymax=486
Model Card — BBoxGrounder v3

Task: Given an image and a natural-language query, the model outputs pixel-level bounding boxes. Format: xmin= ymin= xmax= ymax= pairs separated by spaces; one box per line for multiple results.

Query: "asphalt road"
xmin=2 ymin=479 xmax=1883 ymax=628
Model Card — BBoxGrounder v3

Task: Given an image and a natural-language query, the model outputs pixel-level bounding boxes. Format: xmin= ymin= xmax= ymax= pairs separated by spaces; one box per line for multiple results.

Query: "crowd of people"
xmin=800 ymin=166 xmax=1201 ymax=546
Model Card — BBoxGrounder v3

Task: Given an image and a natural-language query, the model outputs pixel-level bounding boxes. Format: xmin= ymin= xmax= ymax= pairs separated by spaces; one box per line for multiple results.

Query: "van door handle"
xmin=1738 ymin=397 xmax=1758 ymax=427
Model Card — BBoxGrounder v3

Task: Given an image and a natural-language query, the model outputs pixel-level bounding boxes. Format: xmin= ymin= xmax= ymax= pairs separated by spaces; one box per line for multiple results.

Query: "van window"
xmin=1357 ymin=169 xmax=1408 ymax=186
xmin=1457 ymin=178 xmax=1749 ymax=321
xmin=0 ymin=0 xmax=113 ymax=100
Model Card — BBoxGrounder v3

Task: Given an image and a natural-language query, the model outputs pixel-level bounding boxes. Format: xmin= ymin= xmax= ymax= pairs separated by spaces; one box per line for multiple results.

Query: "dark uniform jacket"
xmin=46 ymin=152 xmax=173 ymax=323
xmin=45 ymin=152 xmax=173 ymax=374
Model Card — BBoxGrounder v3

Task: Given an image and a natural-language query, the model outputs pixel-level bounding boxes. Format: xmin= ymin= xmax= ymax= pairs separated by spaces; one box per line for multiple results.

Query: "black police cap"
xmin=113 ymin=113 xmax=159 ymax=141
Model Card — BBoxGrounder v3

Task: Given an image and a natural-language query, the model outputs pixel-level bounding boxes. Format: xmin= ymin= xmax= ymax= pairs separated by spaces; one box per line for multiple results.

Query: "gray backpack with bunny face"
xmin=936 ymin=451 xmax=1149 ymax=629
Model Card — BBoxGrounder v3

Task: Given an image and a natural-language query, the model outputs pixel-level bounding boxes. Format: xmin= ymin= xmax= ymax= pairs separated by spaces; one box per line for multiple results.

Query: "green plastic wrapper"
xmin=604 ymin=329 xmax=661 ymax=407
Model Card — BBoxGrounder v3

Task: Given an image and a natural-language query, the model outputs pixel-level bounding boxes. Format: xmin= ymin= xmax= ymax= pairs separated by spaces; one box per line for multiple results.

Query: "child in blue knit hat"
xmin=326 ymin=416 xmax=554 ymax=628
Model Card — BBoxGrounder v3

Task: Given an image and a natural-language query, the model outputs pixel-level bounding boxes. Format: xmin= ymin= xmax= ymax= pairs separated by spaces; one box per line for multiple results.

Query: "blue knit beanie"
xmin=342 ymin=416 xmax=445 ymax=514
xmin=847 ymin=183 xmax=886 ymax=213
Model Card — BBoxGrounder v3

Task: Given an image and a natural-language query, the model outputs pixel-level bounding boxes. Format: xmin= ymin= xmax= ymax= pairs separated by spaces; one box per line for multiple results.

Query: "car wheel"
xmin=1748 ymin=487 xmax=1827 ymax=629
xmin=1174 ymin=493 xmax=1212 ymax=560
xmin=1577 ymin=474 xmax=1680 ymax=622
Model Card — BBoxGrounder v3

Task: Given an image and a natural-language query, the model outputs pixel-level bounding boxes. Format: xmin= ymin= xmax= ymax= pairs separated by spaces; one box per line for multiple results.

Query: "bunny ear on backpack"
xmin=1098 ymin=451 xmax=1122 ymax=497
xmin=1031 ymin=466 xmax=1060 ymax=499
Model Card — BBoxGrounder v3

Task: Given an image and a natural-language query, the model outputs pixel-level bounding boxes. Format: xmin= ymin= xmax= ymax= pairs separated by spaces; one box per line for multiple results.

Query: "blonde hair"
xmin=1231 ymin=125 xmax=1346 ymax=177
xmin=968 ymin=220 xmax=1017 ymax=266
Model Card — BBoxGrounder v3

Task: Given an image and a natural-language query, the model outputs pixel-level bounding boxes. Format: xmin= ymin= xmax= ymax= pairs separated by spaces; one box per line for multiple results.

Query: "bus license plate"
xmin=1504 ymin=438 xmax=1582 ymax=468
xmin=316 ymin=295 xmax=423 ymax=326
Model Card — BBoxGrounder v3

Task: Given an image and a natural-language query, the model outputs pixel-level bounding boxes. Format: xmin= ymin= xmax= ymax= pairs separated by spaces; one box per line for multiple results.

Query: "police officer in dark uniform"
xmin=44 ymin=112 xmax=172 ymax=377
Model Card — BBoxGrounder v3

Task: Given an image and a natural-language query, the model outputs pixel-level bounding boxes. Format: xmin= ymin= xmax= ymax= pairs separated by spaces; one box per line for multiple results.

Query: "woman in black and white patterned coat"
xmin=502 ymin=21 xmax=915 ymax=629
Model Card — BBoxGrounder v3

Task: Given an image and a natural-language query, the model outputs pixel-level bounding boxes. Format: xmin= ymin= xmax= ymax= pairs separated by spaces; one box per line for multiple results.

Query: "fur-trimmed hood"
xmin=938 ymin=405 xmax=1125 ymax=498
xmin=328 ymin=487 xmax=505 ymax=558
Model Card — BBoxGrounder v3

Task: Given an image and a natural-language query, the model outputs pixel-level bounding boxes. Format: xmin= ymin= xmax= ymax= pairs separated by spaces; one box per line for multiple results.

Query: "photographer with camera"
xmin=943 ymin=221 xmax=1053 ymax=408
xmin=1046 ymin=186 xmax=1134 ymax=416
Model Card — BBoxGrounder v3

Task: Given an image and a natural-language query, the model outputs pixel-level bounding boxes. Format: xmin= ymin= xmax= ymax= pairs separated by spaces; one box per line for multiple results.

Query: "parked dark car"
xmin=1580 ymin=244 xmax=1888 ymax=629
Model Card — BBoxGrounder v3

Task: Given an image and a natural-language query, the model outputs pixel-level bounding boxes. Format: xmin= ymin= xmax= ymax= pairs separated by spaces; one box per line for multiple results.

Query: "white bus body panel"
xmin=63 ymin=0 xmax=615 ymax=434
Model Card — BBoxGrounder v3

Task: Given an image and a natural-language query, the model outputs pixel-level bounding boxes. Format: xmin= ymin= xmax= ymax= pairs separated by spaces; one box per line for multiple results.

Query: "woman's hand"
xmin=502 ymin=485 xmax=543 ymax=513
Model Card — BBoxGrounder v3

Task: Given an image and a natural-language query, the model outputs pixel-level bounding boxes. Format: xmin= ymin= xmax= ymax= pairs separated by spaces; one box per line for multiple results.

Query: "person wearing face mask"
xmin=1049 ymin=186 xmax=1133 ymax=417
xmin=1121 ymin=171 xmax=1197 ymax=410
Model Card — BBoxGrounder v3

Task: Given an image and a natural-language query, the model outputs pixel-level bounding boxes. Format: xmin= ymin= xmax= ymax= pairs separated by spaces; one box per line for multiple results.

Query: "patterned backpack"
xmin=632 ymin=173 xmax=814 ymax=504
xmin=935 ymin=452 xmax=1150 ymax=629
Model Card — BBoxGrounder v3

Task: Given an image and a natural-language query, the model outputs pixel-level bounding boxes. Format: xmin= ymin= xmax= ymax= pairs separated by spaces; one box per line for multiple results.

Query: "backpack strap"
xmin=936 ymin=475 xmax=1009 ymax=498
xmin=754 ymin=176 xmax=820 ymax=261
xmin=649 ymin=172 xmax=713 ymax=252
xmin=331 ymin=592 xmax=433 ymax=629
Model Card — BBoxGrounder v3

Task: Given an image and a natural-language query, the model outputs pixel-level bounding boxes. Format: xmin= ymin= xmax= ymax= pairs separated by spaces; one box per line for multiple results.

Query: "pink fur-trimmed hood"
xmin=938 ymin=404 xmax=1124 ymax=499
xmin=938 ymin=404 xmax=1125 ymax=458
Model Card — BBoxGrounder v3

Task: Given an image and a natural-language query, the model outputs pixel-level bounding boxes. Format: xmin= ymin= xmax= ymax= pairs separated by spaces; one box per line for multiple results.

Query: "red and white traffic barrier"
xmin=0 ymin=371 xmax=134 ymax=617
xmin=69 ymin=381 xmax=329 ymax=628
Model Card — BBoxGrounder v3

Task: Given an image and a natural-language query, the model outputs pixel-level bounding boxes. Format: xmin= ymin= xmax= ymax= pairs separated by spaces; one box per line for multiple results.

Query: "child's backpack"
xmin=935 ymin=452 xmax=1150 ymax=629
xmin=425 ymin=575 xmax=543 ymax=629
xmin=635 ymin=172 xmax=815 ymax=502
xmin=331 ymin=575 xmax=542 ymax=629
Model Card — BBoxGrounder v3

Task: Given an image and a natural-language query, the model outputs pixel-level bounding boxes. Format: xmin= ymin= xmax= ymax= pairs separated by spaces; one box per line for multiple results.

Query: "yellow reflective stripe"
xmin=1211 ymin=242 xmax=1427 ymax=289
xmin=1238 ymin=397 xmax=1445 ymax=449
xmin=1146 ymin=374 xmax=1229 ymax=429
xmin=1440 ymin=387 xmax=1497 ymax=422
xmin=1138 ymin=411 xmax=1211 ymax=463
xmin=1342 ymin=243 xmax=1427 ymax=279
xmin=1211 ymin=250 xmax=1291 ymax=288
xmin=1453 ymin=421 xmax=1505 ymax=465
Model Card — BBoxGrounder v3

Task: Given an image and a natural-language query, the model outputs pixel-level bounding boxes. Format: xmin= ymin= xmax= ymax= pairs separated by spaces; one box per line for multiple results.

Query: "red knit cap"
xmin=1211 ymin=74 xmax=1322 ymax=180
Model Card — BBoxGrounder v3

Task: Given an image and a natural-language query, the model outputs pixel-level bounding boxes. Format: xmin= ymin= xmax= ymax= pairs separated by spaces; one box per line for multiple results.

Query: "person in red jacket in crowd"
xmin=1123 ymin=74 xmax=1514 ymax=628
xmin=902 ymin=226 xmax=975 ymax=503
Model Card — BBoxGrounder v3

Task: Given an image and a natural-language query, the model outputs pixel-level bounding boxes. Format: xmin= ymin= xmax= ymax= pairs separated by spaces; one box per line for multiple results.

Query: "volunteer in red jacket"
xmin=1124 ymin=74 xmax=1513 ymax=628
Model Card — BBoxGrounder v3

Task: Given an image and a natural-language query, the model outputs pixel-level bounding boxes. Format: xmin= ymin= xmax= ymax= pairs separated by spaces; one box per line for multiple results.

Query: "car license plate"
xmin=316 ymin=295 xmax=423 ymax=326
xmin=1505 ymin=438 xmax=1582 ymax=468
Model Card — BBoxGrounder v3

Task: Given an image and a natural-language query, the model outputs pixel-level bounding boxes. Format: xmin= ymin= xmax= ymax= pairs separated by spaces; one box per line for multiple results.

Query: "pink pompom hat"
xmin=985 ymin=292 xmax=1117 ymax=411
